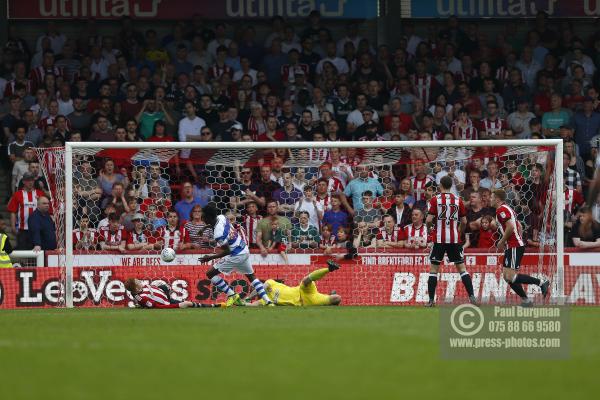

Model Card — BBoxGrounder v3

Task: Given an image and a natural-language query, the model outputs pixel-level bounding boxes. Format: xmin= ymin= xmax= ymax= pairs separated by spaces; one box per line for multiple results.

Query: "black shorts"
xmin=429 ymin=243 xmax=464 ymax=264
xmin=503 ymin=246 xmax=525 ymax=270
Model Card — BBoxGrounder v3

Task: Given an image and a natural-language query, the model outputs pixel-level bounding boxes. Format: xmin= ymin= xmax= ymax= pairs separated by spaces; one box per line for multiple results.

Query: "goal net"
xmin=37 ymin=140 xmax=563 ymax=307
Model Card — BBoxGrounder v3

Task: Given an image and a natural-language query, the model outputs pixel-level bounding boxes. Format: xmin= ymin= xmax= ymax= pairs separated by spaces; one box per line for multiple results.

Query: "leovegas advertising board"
xmin=1 ymin=263 xmax=599 ymax=309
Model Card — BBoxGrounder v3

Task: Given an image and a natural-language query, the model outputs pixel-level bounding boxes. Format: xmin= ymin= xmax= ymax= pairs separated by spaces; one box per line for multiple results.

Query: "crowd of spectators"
xmin=2 ymin=12 xmax=600 ymax=256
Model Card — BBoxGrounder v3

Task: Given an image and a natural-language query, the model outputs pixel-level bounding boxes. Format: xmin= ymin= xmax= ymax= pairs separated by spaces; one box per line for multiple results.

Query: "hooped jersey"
xmin=213 ymin=215 xmax=249 ymax=256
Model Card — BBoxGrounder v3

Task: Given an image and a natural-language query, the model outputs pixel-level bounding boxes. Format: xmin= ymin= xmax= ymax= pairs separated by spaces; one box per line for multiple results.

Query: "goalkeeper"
xmin=247 ymin=260 xmax=342 ymax=306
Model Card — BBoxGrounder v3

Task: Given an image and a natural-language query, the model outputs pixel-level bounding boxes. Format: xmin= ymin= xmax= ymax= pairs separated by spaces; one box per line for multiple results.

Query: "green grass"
xmin=0 ymin=307 xmax=598 ymax=400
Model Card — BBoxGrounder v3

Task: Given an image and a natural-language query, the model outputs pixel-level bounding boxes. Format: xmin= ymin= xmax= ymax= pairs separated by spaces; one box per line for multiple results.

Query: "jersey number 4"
xmin=438 ymin=204 xmax=459 ymax=225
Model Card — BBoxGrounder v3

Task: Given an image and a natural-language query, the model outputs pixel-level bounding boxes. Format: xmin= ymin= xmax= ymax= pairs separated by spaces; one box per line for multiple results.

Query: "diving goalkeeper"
xmin=247 ymin=260 xmax=342 ymax=306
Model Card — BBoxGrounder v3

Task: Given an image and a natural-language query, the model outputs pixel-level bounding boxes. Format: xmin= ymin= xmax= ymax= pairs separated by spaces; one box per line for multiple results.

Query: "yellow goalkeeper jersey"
xmin=265 ymin=279 xmax=302 ymax=306
xmin=264 ymin=279 xmax=331 ymax=306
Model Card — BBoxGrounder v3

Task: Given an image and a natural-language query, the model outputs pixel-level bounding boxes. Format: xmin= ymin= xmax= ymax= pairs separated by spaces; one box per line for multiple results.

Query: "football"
xmin=160 ymin=247 xmax=176 ymax=262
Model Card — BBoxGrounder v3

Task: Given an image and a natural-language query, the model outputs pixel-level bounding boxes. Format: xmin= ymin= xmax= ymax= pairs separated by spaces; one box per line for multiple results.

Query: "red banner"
xmin=7 ymin=0 xmax=379 ymax=20
xmin=1 ymin=264 xmax=599 ymax=308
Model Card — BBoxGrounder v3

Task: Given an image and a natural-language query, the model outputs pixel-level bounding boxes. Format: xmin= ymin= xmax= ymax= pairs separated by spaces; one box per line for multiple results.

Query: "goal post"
xmin=55 ymin=139 xmax=564 ymax=308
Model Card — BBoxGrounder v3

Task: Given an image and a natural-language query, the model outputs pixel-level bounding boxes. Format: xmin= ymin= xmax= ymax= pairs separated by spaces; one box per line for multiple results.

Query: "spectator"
xmin=99 ymin=212 xmax=130 ymax=252
xmin=573 ymin=97 xmax=600 ymax=158
xmin=240 ymin=201 xmax=262 ymax=248
xmin=8 ymin=123 xmax=34 ymax=165
xmin=174 ymin=181 xmax=203 ymax=221
xmin=571 ymin=206 xmax=600 ymax=249
xmin=294 ymin=185 xmax=323 ymax=231
xmin=73 ymin=215 xmax=99 ymax=250
xmin=126 ymin=214 xmax=158 ymax=251
xmin=256 ymin=200 xmax=292 ymax=256
xmin=322 ymin=194 xmax=350 ymax=238
xmin=265 ymin=218 xmax=290 ymax=264
xmin=376 ymin=214 xmax=403 ymax=248
xmin=192 ymin=176 xmax=214 ymax=207
xmin=319 ymin=223 xmax=337 ymax=255
xmin=343 ymin=164 xmax=384 ymax=212
xmin=353 ymin=221 xmax=376 ymax=248
xmin=507 ymin=98 xmax=536 ymax=139
xmin=28 ymin=195 xmax=56 ymax=251
xmin=473 ymin=215 xmax=498 ymax=249
xmin=353 ymin=190 xmax=382 ymax=229
xmin=564 ymin=152 xmax=583 ymax=193
xmin=273 ymin=172 xmax=303 ymax=218
xmin=100 ymin=182 xmax=130 ymax=215
xmin=146 ymin=203 xmax=167 ymax=231
xmin=184 ymin=205 xmax=213 ymax=249
xmin=386 ymin=190 xmax=411 ymax=228
xmin=400 ymin=208 xmax=428 ymax=249
xmin=480 ymin=161 xmax=502 ymax=189
xmin=542 ymin=94 xmax=570 ymax=137
xmin=11 ymin=147 xmax=36 ymax=192
xmin=155 ymin=210 xmax=192 ymax=251
xmin=136 ymin=99 xmax=175 ymax=139
xmin=291 ymin=211 xmax=320 ymax=249
xmin=253 ymin=165 xmax=282 ymax=209
xmin=7 ymin=172 xmax=47 ymax=250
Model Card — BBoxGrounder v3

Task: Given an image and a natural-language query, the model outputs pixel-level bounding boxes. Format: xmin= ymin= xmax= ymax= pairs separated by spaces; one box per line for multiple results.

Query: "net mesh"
xmin=36 ymin=142 xmax=558 ymax=307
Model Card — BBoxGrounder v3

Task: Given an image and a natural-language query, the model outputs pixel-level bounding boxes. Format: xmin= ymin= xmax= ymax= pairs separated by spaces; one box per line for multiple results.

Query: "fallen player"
xmin=246 ymin=260 xmax=342 ymax=306
xmin=124 ymin=278 xmax=220 ymax=309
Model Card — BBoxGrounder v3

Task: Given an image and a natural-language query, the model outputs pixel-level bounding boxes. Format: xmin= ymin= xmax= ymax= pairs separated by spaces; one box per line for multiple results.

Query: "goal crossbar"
xmin=63 ymin=139 xmax=564 ymax=308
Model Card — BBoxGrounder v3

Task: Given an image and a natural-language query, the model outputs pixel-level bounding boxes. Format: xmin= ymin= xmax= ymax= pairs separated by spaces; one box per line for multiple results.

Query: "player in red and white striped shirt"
xmin=425 ymin=176 xmax=476 ymax=307
xmin=99 ymin=213 xmax=128 ymax=252
xmin=156 ymin=210 xmax=192 ymax=251
xmin=491 ymin=189 xmax=549 ymax=306
xmin=124 ymin=279 xmax=219 ymax=309
xmin=400 ymin=208 xmax=428 ymax=249
xmin=376 ymin=215 xmax=403 ymax=248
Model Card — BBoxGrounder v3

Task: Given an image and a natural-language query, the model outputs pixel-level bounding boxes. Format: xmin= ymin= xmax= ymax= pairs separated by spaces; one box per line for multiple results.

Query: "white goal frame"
xmin=64 ymin=140 xmax=564 ymax=308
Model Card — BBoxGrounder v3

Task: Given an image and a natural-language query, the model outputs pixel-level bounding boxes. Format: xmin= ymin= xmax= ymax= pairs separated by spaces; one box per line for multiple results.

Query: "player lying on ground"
xmin=425 ymin=175 xmax=478 ymax=307
xmin=491 ymin=189 xmax=550 ymax=306
xmin=246 ymin=260 xmax=342 ymax=306
xmin=124 ymin=278 xmax=219 ymax=309
xmin=198 ymin=203 xmax=274 ymax=307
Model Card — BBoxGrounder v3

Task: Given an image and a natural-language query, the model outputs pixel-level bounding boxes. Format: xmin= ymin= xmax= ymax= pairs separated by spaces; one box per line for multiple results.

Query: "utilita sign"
xmin=1 ymin=264 xmax=599 ymax=308
xmin=7 ymin=0 xmax=379 ymax=19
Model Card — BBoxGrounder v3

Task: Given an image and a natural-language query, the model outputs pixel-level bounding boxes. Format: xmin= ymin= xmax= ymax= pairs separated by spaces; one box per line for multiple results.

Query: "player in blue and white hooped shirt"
xmin=198 ymin=203 xmax=274 ymax=307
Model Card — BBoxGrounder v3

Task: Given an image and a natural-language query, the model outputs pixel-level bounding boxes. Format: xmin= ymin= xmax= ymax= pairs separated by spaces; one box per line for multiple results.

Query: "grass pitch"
xmin=0 ymin=307 xmax=598 ymax=400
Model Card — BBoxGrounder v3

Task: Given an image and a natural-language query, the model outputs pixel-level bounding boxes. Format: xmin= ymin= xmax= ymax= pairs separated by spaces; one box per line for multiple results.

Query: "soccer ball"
xmin=161 ymin=247 xmax=176 ymax=263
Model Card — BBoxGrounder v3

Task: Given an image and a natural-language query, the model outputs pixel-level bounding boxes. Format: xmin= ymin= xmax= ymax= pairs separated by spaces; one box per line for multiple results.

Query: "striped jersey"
xmin=377 ymin=226 xmax=401 ymax=242
xmin=213 ymin=215 xmax=249 ymax=256
xmin=99 ymin=227 xmax=128 ymax=246
xmin=451 ymin=120 xmax=478 ymax=140
xmin=564 ymin=188 xmax=584 ymax=215
xmin=402 ymin=223 xmax=428 ymax=247
xmin=427 ymin=193 xmax=466 ymax=244
xmin=495 ymin=203 xmax=525 ymax=248
xmin=479 ymin=118 xmax=506 ymax=137
xmin=156 ymin=226 xmax=190 ymax=250
xmin=242 ymin=214 xmax=262 ymax=246
xmin=73 ymin=229 xmax=99 ymax=250
xmin=133 ymin=284 xmax=178 ymax=309
xmin=7 ymin=189 xmax=47 ymax=230
xmin=410 ymin=174 xmax=433 ymax=201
